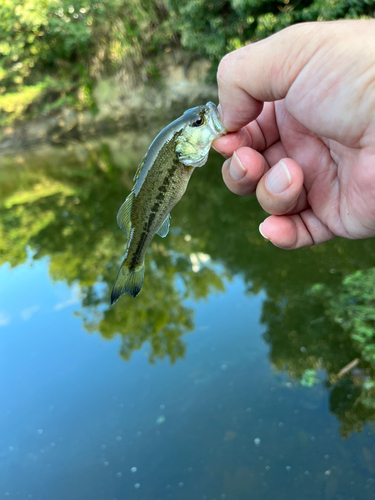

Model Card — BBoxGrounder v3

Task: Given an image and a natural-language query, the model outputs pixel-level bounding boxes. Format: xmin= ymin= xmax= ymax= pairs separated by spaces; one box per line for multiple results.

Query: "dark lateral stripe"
xmin=129 ymin=158 xmax=180 ymax=269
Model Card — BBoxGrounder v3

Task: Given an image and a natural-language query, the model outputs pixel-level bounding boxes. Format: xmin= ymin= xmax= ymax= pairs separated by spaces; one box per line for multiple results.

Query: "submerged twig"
xmin=337 ymin=358 xmax=359 ymax=378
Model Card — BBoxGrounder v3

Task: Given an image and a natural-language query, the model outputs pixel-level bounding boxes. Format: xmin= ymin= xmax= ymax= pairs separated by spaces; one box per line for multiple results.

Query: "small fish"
xmin=111 ymin=101 xmax=226 ymax=304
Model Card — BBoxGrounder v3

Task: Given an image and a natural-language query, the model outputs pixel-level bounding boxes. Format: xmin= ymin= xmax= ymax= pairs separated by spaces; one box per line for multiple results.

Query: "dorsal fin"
xmin=133 ymin=153 xmax=147 ymax=182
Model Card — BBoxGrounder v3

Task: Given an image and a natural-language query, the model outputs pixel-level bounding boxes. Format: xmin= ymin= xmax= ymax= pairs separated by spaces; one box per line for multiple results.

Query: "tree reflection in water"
xmin=0 ymin=141 xmax=228 ymax=364
xmin=2 ymin=132 xmax=375 ymax=436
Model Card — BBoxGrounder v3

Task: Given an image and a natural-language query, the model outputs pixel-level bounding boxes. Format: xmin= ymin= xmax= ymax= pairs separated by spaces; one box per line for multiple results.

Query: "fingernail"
xmin=259 ymin=223 xmax=270 ymax=240
xmin=266 ymin=160 xmax=291 ymax=194
xmin=229 ymin=151 xmax=246 ymax=181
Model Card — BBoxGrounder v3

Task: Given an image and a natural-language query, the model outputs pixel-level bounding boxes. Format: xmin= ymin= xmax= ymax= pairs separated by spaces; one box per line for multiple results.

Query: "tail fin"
xmin=111 ymin=262 xmax=145 ymax=304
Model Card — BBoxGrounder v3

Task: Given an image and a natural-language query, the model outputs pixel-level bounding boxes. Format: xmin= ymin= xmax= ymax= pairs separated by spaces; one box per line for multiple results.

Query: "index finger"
xmin=217 ymin=46 xmax=264 ymax=132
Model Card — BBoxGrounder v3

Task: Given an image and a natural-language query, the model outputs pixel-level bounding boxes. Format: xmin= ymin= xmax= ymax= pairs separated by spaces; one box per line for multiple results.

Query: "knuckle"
xmin=217 ymin=53 xmax=233 ymax=84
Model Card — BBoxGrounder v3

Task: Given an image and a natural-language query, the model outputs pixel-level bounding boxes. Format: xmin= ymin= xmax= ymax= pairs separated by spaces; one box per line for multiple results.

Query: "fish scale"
xmin=128 ymin=135 xmax=191 ymax=269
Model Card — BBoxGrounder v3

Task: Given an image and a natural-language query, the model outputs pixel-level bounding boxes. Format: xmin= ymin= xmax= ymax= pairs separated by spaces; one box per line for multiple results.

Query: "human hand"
xmin=213 ymin=20 xmax=375 ymax=249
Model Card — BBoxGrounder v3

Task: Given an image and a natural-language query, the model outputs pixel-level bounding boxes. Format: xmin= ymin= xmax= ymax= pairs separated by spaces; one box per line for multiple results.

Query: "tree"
xmin=168 ymin=0 xmax=375 ymax=79
xmin=1 ymin=0 xmax=373 ymax=124
xmin=0 ymin=0 xmax=172 ymax=125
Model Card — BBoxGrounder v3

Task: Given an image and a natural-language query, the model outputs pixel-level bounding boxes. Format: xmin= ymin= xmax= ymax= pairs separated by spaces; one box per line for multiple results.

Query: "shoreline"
xmin=0 ymin=60 xmax=217 ymax=154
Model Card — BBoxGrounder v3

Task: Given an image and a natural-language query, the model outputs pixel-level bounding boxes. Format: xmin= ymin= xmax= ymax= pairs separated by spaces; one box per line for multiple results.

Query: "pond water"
xmin=1 ymin=120 xmax=375 ymax=500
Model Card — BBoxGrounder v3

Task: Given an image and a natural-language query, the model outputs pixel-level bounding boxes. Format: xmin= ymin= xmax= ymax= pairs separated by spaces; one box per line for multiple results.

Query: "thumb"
xmin=217 ymin=21 xmax=335 ymax=131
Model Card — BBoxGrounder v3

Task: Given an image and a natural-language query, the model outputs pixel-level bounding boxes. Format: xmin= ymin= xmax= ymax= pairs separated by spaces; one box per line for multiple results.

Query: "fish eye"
xmin=192 ymin=116 xmax=204 ymax=127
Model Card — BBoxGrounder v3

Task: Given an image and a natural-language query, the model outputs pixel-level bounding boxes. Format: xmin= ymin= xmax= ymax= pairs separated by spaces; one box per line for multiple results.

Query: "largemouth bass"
xmin=111 ymin=101 xmax=226 ymax=304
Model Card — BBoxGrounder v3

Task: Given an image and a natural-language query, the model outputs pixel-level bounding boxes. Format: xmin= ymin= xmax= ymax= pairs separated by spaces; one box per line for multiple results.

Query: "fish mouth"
xmin=205 ymin=102 xmax=226 ymax=136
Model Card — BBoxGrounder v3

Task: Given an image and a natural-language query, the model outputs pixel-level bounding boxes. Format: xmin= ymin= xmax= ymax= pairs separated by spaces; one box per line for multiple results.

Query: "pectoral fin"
xmin=156 ymin=214 xmax=170 ymax=238
xmin=117 ymin=192 xmax=134 ymax=237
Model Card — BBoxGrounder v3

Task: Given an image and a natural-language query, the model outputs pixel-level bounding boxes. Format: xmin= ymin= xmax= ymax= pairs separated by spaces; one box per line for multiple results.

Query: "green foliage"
xmin=0 ymin=83 xmax=46 ymax=123
xmin=306 ymin=269 xmax=375 ymax=434
xmin=168 ymin=0 xmax=374 ymax=74
xmin=1 ymin=0 xmax=373 ymax=124
xmin=0 ymin=0 xmax=171 ymax=126
xmin=310 ymin=269 xmax=375 ymax=366
xmin=257 ymin=263 xmax=375 ymax=438
xmin=301 ymin=369 xmax=320 ymax=387
xmin=0 ymin=0 xmax=93 ymax=123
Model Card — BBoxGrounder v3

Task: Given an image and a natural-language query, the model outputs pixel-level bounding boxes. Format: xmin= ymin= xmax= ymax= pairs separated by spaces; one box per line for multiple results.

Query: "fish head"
xmin=176 ymin=102 xmax=226 ymax=168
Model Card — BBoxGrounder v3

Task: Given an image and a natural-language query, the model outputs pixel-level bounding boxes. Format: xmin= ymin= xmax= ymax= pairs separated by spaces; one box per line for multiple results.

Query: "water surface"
xmin=1 ymin=125 xmax=375 ymax=500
